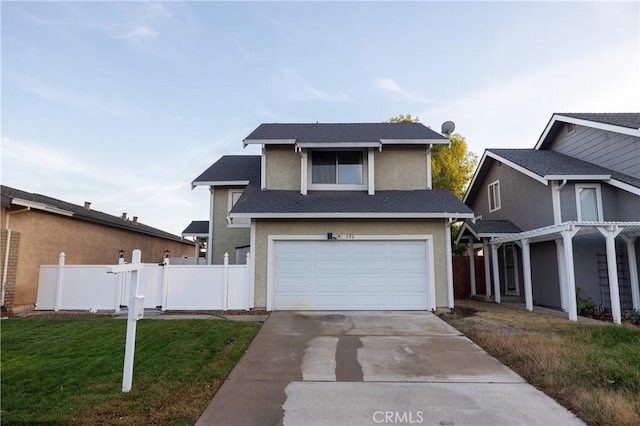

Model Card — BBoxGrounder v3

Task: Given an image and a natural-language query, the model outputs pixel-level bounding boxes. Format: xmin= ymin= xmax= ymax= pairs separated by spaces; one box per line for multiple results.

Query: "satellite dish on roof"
xmin=441 ymin=121 xmax=455 ymax=136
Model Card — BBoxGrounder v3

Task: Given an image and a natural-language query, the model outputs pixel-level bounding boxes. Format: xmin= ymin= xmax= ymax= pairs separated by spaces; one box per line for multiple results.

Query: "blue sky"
xmin=2 ymin=1 xmax=638 ymax=236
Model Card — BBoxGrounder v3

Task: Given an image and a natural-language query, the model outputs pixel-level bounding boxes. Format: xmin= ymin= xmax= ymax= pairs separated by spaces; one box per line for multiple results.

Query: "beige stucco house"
xmin=1 ymin=186 xmax=194 ymax=314
xmin=192 ymin=123 xmax=473 ymax=311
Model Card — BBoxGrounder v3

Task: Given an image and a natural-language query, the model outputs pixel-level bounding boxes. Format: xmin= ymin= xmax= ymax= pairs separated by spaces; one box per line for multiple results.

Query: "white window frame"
xmin=228 ymin=189 xmax=249 ymax=228
xmin=575 ymin=183 xmax=603 ymax=221
xmin=488 ymin=180 xmax=501 ymax=212
xmin=307 ymin=149 xmax=368 ymax=191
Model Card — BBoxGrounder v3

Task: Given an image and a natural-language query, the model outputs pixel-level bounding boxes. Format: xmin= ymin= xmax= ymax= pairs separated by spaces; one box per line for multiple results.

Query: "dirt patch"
xmin=438 ymin=305 xmax=478 ymax=320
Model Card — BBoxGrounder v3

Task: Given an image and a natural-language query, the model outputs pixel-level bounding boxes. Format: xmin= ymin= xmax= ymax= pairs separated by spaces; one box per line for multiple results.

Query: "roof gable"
xmin=535 ymin=112 xmax=640 ymax=150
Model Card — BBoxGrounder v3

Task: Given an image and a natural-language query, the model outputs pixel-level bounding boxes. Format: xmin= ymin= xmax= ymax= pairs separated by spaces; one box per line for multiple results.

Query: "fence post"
xmin=223 ymin=252 xmax=229 ymax=311
xmin=245 ymin=252 xmax=251 ymax=310
xmin=54 ymin=252 xmax=65 ymax=311
xmin=115 ymin=257 xmax=125 ymax=313
xmin=161 ymin=256 xmax=170 ymax=311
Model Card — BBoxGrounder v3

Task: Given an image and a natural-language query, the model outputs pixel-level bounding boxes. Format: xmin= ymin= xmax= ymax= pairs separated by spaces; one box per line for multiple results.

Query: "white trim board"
xmin=231 ymin=212 xmax=474 ymax=219
xmin=535 ymin=114 xmax=640 ymax=149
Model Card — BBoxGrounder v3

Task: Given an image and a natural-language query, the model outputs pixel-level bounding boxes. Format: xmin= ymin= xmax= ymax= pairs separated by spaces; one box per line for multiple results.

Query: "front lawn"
xmin=1 ymin=317 xmax=261 ymax=425
xmin=441 ymin=300 xmax=640 ymax=426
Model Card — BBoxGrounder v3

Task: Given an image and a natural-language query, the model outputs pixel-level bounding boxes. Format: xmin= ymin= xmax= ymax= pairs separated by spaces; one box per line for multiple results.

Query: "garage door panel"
xmin=274 ymin=240 xmax=430 ymax=311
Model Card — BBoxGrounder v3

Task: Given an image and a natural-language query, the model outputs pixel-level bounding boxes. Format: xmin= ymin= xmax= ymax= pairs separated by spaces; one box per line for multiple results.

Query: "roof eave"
xmin=230 ymin=212 xmax=475 ymax=219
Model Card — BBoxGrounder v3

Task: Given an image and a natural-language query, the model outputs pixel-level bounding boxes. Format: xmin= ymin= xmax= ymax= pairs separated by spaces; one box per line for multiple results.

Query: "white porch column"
xmin=561 ymin=228 xmax=579 ymax=321
xmin=491 ymin=243 xmax=501 ymax=304
xmin=521 ymin=239 xmax=533 ymax=311
xmin=300 ymin=149 xmax=308 ymax=195
xmin=483 ymin=239 xmax=492 ymax=297
xmin=445 ymin=222 xmax=454 ymax=309
xmin=596 ymin=226 xmax=623 ymax=325
xmin=368 ymin=147 xmax=375 ymax=195
xmin=468 ymin=237 xmax=476 ymax=296
xmin=207 ymin=187 xmax=215 ymax=264
xmin=555 ymin=239 xmax=568 ymax=312
xmin=621 ymin=236 xmax=639 ymax=310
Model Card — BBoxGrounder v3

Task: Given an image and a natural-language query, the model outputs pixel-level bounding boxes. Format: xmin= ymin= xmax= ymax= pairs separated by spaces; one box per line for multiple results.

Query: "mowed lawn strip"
xmin=1 ymin=318 xmax=261 ymax=425
xmin=441 ymin=300 xmax=640 ymax=426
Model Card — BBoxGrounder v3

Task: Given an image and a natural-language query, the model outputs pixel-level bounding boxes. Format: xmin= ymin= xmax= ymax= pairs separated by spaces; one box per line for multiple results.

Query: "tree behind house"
xmin=387 ymin=114 xmax=477 ymax=199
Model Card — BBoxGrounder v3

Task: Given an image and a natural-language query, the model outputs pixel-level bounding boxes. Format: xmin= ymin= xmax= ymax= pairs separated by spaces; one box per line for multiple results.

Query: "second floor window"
xmin=312 ymin=151 xmax=363 ymax=185
xmin=488 ymin=180 xmax=501 ymax=212
xmin=576 ymin=184 xmax=603 ymax=221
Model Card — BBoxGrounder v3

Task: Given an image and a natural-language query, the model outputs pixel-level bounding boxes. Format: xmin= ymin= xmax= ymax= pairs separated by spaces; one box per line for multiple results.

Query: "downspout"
xmin=2 ymin=208 xmax=30 ymax=309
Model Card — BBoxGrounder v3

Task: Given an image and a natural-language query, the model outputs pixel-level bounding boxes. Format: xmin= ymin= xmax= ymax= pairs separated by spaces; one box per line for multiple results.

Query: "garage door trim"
xmin=266 ymin=234 xmax=436 ymax=311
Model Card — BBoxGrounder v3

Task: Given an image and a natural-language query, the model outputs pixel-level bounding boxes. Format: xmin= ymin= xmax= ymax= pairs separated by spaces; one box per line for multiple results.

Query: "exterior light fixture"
xmin=164 ymin=249 xmax=170 ymax=258
xmin=119 ymin=249 xmax=125 ymax=258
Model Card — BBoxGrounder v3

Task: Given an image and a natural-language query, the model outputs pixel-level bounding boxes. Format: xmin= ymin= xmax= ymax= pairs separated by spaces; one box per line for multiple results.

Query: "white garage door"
xmin=274 ymin=240 xmax=429 ymax=310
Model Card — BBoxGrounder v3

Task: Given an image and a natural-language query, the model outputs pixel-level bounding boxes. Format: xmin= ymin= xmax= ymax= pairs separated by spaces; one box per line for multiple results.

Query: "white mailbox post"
xmin=108 ymin=249 xmax=145 ymax=393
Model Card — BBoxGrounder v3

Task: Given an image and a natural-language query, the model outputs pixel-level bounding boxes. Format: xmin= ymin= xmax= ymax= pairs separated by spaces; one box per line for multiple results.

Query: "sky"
xmin=2 ymin=1 xmax=639 ymax=236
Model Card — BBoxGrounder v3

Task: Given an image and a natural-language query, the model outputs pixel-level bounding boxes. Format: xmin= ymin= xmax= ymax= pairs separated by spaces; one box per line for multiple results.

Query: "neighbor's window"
xmin=488 ymin=180 xmax=501 ymax=212
xmin=312 ymin=151 xmax=363 ymax=185
xmin=566 ymin=123 xmax=576 ymax=134
xmin=576 ymin=184 xmax=602 ymax=221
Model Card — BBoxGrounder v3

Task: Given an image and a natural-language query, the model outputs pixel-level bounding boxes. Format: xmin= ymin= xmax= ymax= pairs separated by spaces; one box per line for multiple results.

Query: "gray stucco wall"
xmin=572 ymin=234 xmax=605 ymax=306
xmin=549 ymin=125 xmax=640 ymax=179
xmin=263 ymin=145 xmax=430 ymax=191
xmin=530 ymin=241 xmax=561 ymax=308
xmin=212 ymin=187 xmax=251 ymax=264
xmin=471 ymin=161 xmax=554 ymax=230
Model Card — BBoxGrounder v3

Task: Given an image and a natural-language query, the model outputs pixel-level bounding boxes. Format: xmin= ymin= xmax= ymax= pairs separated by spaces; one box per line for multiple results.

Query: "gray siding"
xmin=559 ymin=181 xmax=640 ymax=222
xmin=531 ymin=241 xmax=561 ymax=308
xmin=471 ymin=161 xmax=554 ymax=230
xmin=549 ymin=125 xmax=640 ymax=179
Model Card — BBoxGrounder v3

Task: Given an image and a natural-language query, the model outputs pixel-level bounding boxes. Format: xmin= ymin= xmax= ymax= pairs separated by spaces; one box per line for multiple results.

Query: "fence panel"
xmin=36 ymin=261 xmax=250 ymax=312
xmin=164 ymin=265 xmax=226 ymax=310
xmin=35 ymin=266 xmax=59 ymax=310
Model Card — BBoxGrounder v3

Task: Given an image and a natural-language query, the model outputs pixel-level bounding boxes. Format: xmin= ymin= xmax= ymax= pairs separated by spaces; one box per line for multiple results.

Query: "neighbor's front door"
xmin=503 ymin=243 xmax=520 ymax=296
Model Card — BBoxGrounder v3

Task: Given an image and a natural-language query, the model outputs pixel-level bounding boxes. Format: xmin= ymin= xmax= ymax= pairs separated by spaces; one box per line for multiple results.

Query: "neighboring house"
xmin=0 ymin=185 xmax=194 ymax=314
xmin=181 ymin=220 xmax=209 ymax=264
xmin=458 ymin=113 xmax=640 ymax=324
xmin=193 ymin=123 xmax=473 ymax=311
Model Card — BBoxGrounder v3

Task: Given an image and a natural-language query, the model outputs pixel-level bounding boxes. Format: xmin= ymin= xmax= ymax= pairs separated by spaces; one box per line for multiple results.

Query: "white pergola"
xmin=475 ymin=221 xmax=640 ymax=324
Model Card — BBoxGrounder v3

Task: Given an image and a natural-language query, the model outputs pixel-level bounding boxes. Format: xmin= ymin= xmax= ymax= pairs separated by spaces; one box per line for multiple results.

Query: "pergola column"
xmin=521 ymin=239 xmax=533 ymax=311
xmin=483 ymin=239 xmax=492 ymax=298
xmin=555 ymin=239 xmax=568 ymax=312
xmin=596 ymin=226 xmax=623 ymax=324
xmin=491 ymin=242 xmax=502 ymax=304
xmin=468 ymin=237 xmax=476 ymax=296
xmin=621 ymin=236 xmax=639 ymax=310
xmin=561 ymin=228 xmax=579 ymax=321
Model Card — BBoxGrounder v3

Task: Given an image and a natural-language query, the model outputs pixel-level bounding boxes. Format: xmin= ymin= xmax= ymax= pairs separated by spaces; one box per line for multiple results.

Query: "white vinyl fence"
xmin=36 ymin=252 xmax=252 ymax=312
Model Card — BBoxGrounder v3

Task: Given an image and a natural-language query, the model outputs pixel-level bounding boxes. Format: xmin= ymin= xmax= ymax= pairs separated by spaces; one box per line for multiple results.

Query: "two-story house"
xmin=458 ymin=113 xmax=640 ymax=324
xmin=193 ymin=123 xmax=473 ymax=311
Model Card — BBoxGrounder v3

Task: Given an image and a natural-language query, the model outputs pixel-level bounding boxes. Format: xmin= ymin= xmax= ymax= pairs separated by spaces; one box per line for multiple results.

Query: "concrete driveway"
xmin=196 ymin=311 xmax=583 ymax=426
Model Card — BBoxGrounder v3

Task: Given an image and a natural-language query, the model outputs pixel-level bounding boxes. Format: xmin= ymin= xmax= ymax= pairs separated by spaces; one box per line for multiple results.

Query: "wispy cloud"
xmin=1 ymin=135 xmax=205 ymax=234
xmin=114 ymin=25 xmax=158 ymax=40
xmin=279 ymin=68 xmax=350 ymax=102
xmin=420 ymin=41 xmax=639 ymax=156
xmin=375 ymin=78 xmax=433 ymax=104
xmin=11 ymin=74 xmax=132 ymax=119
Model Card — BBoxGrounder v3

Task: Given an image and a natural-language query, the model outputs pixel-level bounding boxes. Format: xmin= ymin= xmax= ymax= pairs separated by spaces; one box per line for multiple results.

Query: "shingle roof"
xmin=244 ymin=123 xmax=447 ymax=144
xmin=231 ymin=188 xmax=473 ymax=216
xmin=182 ymin=220 xmax=209 ymax=236
xmin=467 ymin=219 xmax=522 ymax=235
xmin=192 ymin=155 xmax=261 ymax=185
xmin=1 ymin=185 xmax=189 ymax=243
xmin=489 ymin=149 xmax=640 ymax=188
xmin=558 ymin=113 xmax=640 ymax=129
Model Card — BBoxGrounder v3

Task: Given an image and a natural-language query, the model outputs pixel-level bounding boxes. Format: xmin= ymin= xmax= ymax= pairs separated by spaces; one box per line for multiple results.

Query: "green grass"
xmin=1 ymin=318 xmax=261 ymax=425
xmin=441 ymin=300 xmax=640 ymax=426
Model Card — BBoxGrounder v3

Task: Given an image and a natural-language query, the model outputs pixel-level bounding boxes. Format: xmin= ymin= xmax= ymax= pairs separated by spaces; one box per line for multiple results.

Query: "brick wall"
xmin=0 ymin=229 xmax=21 ymax=315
